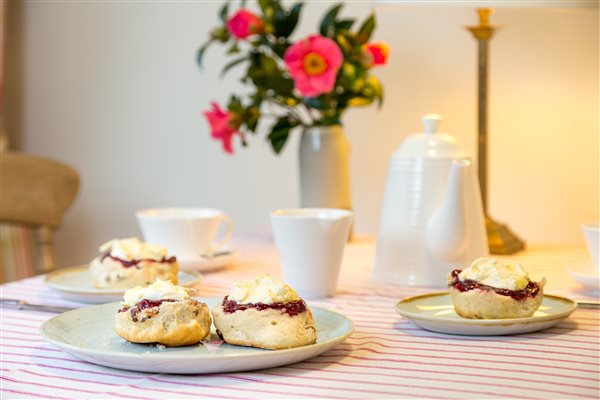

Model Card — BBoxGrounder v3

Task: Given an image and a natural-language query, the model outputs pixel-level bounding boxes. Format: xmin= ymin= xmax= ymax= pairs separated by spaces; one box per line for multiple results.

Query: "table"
xmin=1 ymin=236 xmax=599 ymax=399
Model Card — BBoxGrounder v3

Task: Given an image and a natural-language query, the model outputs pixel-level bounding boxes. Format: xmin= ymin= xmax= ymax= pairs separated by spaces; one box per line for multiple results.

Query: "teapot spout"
xmin=426 ymin=159 xmax=471 ymax=262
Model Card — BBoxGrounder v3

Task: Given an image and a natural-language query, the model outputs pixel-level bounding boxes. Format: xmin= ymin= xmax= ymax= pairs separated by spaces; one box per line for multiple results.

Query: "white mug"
xmin=136 ymin=208 xmax=234 ymax=261
xmin=582 ymin=223 xmax=599 ymax=271
xmin=271 ymin=208 xmax=353 ymax=300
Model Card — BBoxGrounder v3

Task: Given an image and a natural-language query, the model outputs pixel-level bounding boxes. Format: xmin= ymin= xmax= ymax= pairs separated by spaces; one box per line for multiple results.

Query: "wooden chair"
xmin=0 ymin=152 xmax=80 ymax=275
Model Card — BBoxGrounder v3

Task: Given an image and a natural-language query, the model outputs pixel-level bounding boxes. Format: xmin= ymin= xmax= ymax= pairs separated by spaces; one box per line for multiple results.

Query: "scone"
xmin=448 ymin=258 xmax=546 ymax=319
xmin=90 ymin=237 xmax=179 ymax=289
xmin=212 ymin=273 xmax=317 ymax=350
xmin=115 ymin=278 xmax=211 ymax=347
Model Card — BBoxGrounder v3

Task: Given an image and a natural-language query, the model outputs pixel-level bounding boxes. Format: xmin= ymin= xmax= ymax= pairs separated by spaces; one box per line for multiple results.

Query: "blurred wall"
xmin=5 ymin=1 xmax=598 ymax=268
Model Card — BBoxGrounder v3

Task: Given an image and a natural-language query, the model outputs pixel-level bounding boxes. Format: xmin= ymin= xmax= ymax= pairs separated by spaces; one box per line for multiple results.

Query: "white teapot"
xmin=373 ymin=114 xmax=488 ymax=287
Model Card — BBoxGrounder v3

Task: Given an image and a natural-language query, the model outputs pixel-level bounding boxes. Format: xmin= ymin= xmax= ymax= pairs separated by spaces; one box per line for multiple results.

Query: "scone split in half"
xmin=212 ymin=274 xmax=317 ymax=350
xmin=115 ymin=279 xmax=211 ymax=347
xmin=90 ymin=237 xmax=179 ymax=289
xmin=448 ymin=258 xmax=546 ymax=319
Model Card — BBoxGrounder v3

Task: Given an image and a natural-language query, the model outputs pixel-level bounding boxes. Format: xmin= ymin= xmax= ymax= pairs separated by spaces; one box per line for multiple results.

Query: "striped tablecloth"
xmin=1 ymin=236 xmax=599 ymax=399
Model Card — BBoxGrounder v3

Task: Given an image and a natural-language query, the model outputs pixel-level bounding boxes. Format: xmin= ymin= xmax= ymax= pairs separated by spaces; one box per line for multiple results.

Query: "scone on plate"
xmin=212 ymin=273 xmax=317 ymax=350
xmin=448 ymin=258 xmax=546 ymax=319
xmin=90 ymin=237 xmax=179 ymax=289
xmin=115 ymin=278 xmax=211 ymax=347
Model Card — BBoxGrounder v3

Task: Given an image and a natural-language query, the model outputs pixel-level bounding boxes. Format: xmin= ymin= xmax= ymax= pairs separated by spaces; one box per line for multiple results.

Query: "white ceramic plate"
xmin=178 ymin=249 xmax=240 ymax=272
xmin=45 ymin=266 xmax=200 ymax=304
xmin=567 ymin=264 xmax=600 ymax=291
xmin=40 ymin=298 xmax=354 ymax=374
xmin=395 ymin=291 xmax=577 ymax=336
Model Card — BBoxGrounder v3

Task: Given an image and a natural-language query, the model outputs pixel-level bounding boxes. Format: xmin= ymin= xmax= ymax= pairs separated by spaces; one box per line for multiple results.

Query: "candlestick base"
xmin=486 ymin=216 xmax=525 ymax=255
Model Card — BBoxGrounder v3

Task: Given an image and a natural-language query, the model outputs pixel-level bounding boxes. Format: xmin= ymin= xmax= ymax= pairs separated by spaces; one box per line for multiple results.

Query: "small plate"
xmin=395 ymin=292 xmax=577 ymax=336
xmin=40 ymin=298 xmax=354 ymax=374
xmin=45 ymin=266 xmax=200 ymax=304
xmin=567 ymin=264 xmax=600 ymax=290
xmin=178 ymin=249 xmax=240 ymax=272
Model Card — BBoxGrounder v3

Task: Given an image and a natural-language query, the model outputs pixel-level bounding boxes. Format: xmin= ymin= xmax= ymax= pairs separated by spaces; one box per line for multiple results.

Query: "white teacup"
xmin=136 ymin=208 xmax=234 ymax=261
xmin=582 ymin=223 xmax=599 ymax=272
xmin=271 ymin=208 xmax=353 ymax=300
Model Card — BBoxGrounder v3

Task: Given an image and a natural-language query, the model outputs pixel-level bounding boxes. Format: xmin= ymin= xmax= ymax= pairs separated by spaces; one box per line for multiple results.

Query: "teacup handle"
xmin=209 ymin=215 xmax=234 ymax=256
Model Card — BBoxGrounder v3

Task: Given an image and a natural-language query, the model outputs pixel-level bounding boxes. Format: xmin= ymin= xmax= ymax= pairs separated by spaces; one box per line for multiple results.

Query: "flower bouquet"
xmin=199 ymin=0 xmax=388 ymax=154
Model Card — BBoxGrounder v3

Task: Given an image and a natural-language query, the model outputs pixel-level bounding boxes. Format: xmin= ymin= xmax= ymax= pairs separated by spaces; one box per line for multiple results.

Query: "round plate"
xmin=44 ymin=266 xmax=200 ymax=304
xmin=40 ymin=298 xmax=354 ymax=374
xmin=178 ymin=249 xmax=240 ymax=272
xmin=395 ymin=291 xmax=577 ymax=336
xmin=567 ymin=264 xmax=600 ymax=290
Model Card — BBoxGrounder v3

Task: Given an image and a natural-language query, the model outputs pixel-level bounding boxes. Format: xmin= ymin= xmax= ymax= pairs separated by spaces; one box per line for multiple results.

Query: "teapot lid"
xmin=393 ymin=114 xmax=467 ymax=159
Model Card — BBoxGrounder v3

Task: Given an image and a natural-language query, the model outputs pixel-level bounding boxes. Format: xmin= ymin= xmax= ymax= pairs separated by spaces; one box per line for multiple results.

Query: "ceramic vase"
xmin=299 ymin=125 xmax=351 ymax=210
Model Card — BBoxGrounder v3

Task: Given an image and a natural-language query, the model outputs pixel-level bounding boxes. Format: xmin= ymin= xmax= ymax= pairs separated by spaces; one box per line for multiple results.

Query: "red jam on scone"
xmin=448 ymin=258 xmax=546 ymax=319
xmin=90 ymin=237 xmax=178 ymax=289
xmin=212 ymin=273 xmax=317 ymax=350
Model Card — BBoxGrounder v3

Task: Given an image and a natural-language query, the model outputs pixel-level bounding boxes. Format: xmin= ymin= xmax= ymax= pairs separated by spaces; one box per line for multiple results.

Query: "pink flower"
xmin=284 ymin=35 xmax=343 ymax=98
xmin=226 ymin=9 xmax=263 ymax=40
xmin=363 ymin=42 xmax=390 ymax=67
xmin=203 ymin=102 xmax=239 ymax=154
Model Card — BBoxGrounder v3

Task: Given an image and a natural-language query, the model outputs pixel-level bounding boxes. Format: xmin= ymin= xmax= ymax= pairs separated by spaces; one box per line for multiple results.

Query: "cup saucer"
xmin=178 ymin=249 xmax=239 ymax=272
xmin=567 ymin=263 xmax=599 ymax=290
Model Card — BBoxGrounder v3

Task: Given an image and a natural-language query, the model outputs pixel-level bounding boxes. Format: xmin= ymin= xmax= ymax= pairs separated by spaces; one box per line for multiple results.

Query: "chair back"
xmin=1 ymin=152 xmax=79 ymax=274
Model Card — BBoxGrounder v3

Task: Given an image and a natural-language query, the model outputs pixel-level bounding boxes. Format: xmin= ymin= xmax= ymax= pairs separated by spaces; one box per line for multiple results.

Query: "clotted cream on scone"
xmin=90 ymin=237 xmax=179 ymax=289
xmin=114 ymin=278 xmax=211 ymax=347
xmin=212 ymin=273 xmax=317 ymax=349
xmin=448 ymin=258 xmax=546 ymax=319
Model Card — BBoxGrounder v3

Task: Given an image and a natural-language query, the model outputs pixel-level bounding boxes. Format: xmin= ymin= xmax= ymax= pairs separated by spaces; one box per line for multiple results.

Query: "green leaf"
xmin=220 ymin=56 xmax=248 ymax=77
xmin=258 ymin=0 xmax=270 ymax=13
xmin=319 ymin=3 xmax=343 ymax=37
xmin=368 ymin=75 xmax=384 ymax=107
xmin=219 ymin=2 xmax=230 ymax=23
xmin=304 ymin=96 xmax=329 ymax=110
xmin=196 ymin=41 xmax=212 ymax=68
xmin=268 ymin=118 xmax=297 ymax=154
xmin=271 ymin=43 xmax=288 ymax=58
xmin=335 ymin=34 xmax=351 ymax=53
xmin=226 ymin=42 xmax=240 ymax=54
xmin=210 ymin=26 xmax=230 ymax=42
xmin=261 ymin=77 xmax=294 ymax=96
xmin=244 ymin=105 xmax=260 ymax=132
xmin=357 ymin=13 xmax=376 ymax=45
xmin=338 ymin=62 xmax=357 ymax=87
xmin=259 ymin=0 xmax=281 ymax=21
xmin=320 ymin=115 xmax=342 ymax=126
xmin=347 ymin=96 xmax=373 ymax=107
xmin=335 ymin=18 xmax=355 ymax=31
xmin=227 ymin=95 xmax=244 ymax=115
xmin=275 ymin=3 xmax=303 ymax=38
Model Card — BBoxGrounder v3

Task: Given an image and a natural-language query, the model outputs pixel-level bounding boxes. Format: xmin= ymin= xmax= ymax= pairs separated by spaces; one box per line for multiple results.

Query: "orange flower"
xmin=364 ymin=42 xmax=390 ymax=67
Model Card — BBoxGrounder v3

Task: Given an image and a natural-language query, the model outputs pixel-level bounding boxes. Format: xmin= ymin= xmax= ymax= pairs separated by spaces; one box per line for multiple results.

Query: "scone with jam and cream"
xmin=90 ymin=237 xmax=179 ymax=289
xmin=212 ymin=273 xmax=317 ymax=350
xmin=115 ymin=279 xmax=211 ymax=347
xmin=448 ymin=258 xmax=546 ymax=319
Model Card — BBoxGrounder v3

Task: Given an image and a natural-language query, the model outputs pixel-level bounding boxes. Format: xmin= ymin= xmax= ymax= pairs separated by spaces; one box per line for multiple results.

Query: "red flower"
xmin=203 ymin=102 xmax=239 ymax=154
xmin=226 ymin=9 xmax=263 ymax=40
xmin=364 ymin=42 xmax=390 ymax=67
xmin=283 ymin=35 xmax=343 ymax=98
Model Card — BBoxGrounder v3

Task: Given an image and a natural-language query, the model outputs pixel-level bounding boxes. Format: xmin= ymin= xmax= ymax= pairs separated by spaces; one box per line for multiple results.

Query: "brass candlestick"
xmin=467 ymin=8 xmax=525 ymax=254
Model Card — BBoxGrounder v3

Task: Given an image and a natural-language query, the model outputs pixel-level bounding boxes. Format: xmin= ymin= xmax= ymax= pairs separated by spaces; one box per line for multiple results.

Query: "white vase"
xmin=299 ymin=125 xmax=351 ymax=210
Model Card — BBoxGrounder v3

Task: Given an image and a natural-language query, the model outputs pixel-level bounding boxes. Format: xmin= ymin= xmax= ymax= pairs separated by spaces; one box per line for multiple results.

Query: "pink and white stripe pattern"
xmin=1 ymin=237 xmax=598 ymax=399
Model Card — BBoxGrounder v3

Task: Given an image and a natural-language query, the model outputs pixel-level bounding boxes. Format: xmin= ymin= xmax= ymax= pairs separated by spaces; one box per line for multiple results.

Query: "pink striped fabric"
xmin=1 ymin=237 xmax=598 ymax=399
